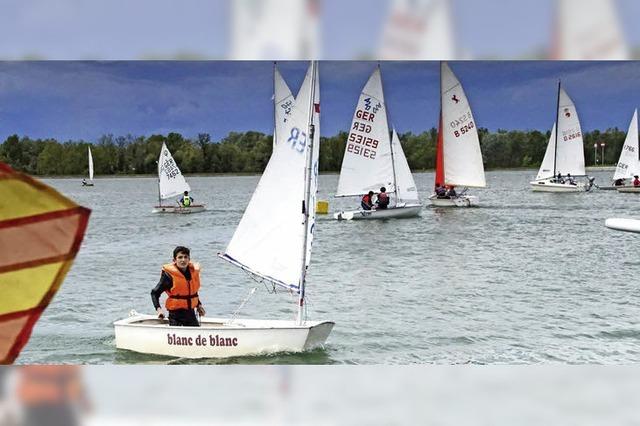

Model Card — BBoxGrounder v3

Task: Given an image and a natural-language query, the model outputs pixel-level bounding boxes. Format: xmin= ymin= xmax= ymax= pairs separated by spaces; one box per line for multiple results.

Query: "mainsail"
xmin=221 ymin=63 xmax=318 ymax=292
xmin=613 ymin=109 xmax=640 ymax=181
xmin=157 ymin=142 xmax=190 ymax=200
xmin=336 ymin=67 xmax=394 ymax=197
xmin=0 ymin=163 xmax=90 ymax=363
xmin=440 ymin=62 xmax=485 ymax=188
xmin=88 ymin=146 xmax=94 ymax=181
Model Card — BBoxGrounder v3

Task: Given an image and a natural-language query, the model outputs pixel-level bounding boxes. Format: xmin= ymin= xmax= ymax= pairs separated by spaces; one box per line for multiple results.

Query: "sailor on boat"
xmin=179 ymin=191 xmax=194 ymax=207
xmin=82 ymin=178 xmax=88 ymax=186
xmin=151 ymin=246 xmax=206 ymax=327
xmin=361 ymin=191 xmax=374 ymax=210
xmin=634 ymin=176 xmax=640 ymax=187
xmin=375 ymin=187 xmax=390 ymax=209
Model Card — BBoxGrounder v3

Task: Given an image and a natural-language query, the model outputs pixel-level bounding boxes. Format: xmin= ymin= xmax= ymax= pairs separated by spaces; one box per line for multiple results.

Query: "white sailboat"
xmin=530 ymin=81 xmax=593 ymax=192
xmin=152 ymin=142 xmax=206 ymax=214
xmin=82 ymin=146 xmax=95 ymax=186
xmin=273 ymin=64 xmax=295 ymax=150
xmin=614 ymin=110 xmax=640 ymax=193
xmin=429 ymin=62 xmax=485 ymax=207
xmin=115 ymin=62 xmax=333 ymax=359
xmin=334 ymin=66 xmax=421 ymax=220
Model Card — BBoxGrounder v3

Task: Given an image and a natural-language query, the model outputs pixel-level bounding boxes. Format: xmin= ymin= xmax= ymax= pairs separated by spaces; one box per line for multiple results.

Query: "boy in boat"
xmin=435 ymin=183 xmax=447 ymax=198
xmin=634 ymin=176 xmax=640 ymax=187
xmin=376 ymin=187 xmax=390 ymax=209
xmin=361 ymin=191 xmax=374 ymax=210
xmin=179 ymin=191 xmax=193 ymax=207
xmin=151 ymin=246 xmax=206 ymax=326
xmin=614 ymin=178 xmax=625 ymax=186
xmin=446 ymin=186 xmax=457 ymax=198
xmin=566 ymin=173 xmax=576 ymax=185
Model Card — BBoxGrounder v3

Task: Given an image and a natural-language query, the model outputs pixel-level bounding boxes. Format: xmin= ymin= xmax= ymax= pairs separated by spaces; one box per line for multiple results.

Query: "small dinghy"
xmin=82 ymin=146 xmax=95 ymax=186
xmin=428 ymin=62 xmax=485 ymax=207
xmin=115 ymin=63 xmax=333 ymax=359
xmin=334 ymin=66 xmax=421 ymax=220
xmin=152 ymin=142 xmax=206 ymax=214
xmin=530 ymin=81 xmax=592 ymax=192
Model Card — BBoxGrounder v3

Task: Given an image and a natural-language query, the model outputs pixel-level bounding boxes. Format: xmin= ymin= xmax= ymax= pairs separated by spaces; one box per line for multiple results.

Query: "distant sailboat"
xmin=530 ymin=81 xmax=593 ymax=192
xmin=334 ymin=66 xmax=421 ymax=220
xmin=115 ymin=62 xmax=333 ymax=359
xmin=82 ymin=146 xmax=94 ymax=187
xmin=614 ymin=110 xmax=640 ymax=193
xmin=152 ymin=142 xmax=206 ymax=214
xmin=429 ymin=62 xmax=485 ymax=207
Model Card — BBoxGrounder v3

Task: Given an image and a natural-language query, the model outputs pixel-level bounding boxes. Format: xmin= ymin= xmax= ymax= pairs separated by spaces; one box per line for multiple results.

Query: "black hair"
xmin=173 ymin=246 xmax=190 ymax=259
xmin=368 ymin=191 xmax=374 ymax=196
xmin=183 ymin=191 xmax=189 ymax=195
xmin=380 ymin=187 xmax=386 ymax=192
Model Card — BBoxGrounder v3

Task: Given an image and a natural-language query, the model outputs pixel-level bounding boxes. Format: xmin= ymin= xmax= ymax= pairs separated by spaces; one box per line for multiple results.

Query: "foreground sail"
xmin=115 ymin=63 xmax=333 ymax=359
xmin=0 ymin=163 xmax=90 ymax=363
xmin=429 ymin=62 xmax=485 ymax=207
xmin=334 ymin=66 xmax=421 ymax=220
xmin=152 ymin=142 xmax=206 ymax=214
xmin=530 ymin=82 xmax=592 ymax=192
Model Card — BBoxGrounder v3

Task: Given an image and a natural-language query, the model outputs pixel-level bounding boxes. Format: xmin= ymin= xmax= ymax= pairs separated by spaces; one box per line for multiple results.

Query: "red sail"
xmin=434 ymin=111 xmax=445 ymax=189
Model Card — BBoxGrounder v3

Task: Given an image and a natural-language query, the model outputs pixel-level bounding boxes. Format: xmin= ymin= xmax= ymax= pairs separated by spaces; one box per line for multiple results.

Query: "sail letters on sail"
xmin=0 ymin=163 xmax=90 ymax=364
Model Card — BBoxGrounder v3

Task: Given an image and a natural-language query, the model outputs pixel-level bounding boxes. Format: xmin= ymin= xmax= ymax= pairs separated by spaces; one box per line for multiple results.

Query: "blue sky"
xmin=0 ymin=61 xmax=638 ymax=142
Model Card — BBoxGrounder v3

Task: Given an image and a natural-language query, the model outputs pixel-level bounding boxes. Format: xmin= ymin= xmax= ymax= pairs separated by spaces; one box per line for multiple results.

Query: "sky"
xmin=0 ymin=61 xmax=638 ymax=142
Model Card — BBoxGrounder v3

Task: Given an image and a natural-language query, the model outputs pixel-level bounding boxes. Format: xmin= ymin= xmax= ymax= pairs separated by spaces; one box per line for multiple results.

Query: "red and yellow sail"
xmin=0 ymin=163 xmax=90 ymax=364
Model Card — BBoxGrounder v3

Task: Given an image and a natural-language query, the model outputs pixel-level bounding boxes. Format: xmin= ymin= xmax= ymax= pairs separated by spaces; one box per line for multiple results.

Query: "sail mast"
xmin=297 ymin=61 xmax=317 ymax=325
xmin=273 ymin=61 xmax=277 ymax=148
xmin=553 ymin=80 xmax=561 ymax=176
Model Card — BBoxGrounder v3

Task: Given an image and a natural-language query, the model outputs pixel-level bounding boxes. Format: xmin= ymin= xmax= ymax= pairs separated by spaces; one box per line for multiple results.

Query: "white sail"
xmin=536 ymin=123 xmax=557 ymax=180
xmin=336 ymin=68 xmax=394 ymax=197
xmin=157 ymin=142 xmax=190 ymax=200
xmin=555 ymin=87 xmax=585 ymax=176
xmin=441 ymin=62 xmax=485 ymax=188
xmin=230 ymin=0 xmax=320 ymax=59
xmin=305 ymin=63 xmax=321 ymax=269
xmin=379 ymin=0 xmax=456 ymax=59
xmin=222 ymin=64 xmax=316 ymax=290
xmin=88 ymin=146 xmax=94 ymax=181
xmin=613 ymin=110 xmax=639 ymax=181
xmin=274 ymin=65 xmax=295 ymax=148
xmin=555 ymin=0 xmax=629 ymax=60
xmin=391 ymin=129 xmax=419 ymax=203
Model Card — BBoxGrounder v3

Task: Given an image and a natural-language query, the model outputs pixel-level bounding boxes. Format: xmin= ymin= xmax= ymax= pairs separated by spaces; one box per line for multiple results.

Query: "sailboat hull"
xmin=333 ymin=204 xmax=422 ymax=220
xmin=428 ymin=194 xmax=478 ymax=207
xmin=530 ymin=180 xmax=587 ymax=192
xmin=114 ymin=314 xmax=334 ymax=359
xmin=152 ymin=205 xmax=206 ymax=214
xmin=605 ymin=218 xmax=640 ymax=233
xmin=616 ymin=186 xmax=640 ymax=193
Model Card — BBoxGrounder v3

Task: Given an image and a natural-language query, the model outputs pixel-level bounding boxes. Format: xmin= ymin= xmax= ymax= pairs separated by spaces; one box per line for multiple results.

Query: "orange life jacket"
xmin=163 ymin=262 xmax=201 ymax=311
xmin=17 ymin=366 xmax=82 ymax=405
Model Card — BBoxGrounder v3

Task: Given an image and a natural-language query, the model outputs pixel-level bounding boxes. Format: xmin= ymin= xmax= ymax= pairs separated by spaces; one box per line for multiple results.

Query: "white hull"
xmin=617 ymin=186 xmax=640 ymax=193
xmin=114 ymin=314 xmax=334 ymax=359
xmin=605 ymin=218 xmax=640 ymax=233
xmin=333 ymin=204 xmax=422 ymax=220
xmin=428 ymin=194 xmax=479 ymax=207
xmin=152 ymin=204 xmax=206 ymax=214
xmin=530 ymin=180 xmax=586 ymax=192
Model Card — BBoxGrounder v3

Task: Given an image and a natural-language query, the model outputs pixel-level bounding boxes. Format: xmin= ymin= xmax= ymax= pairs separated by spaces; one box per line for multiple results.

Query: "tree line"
xmin=0 ymin=128 xmax=628 ymax=176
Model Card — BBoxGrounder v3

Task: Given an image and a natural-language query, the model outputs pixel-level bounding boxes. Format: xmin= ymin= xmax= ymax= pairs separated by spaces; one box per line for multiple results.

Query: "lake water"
xmin=16 ymin=169 xmax=640 ymax=364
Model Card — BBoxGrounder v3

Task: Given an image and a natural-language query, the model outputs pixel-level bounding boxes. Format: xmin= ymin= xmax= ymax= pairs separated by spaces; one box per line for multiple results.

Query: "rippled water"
xmin=16 ymin=169 xmax=640 ymax=364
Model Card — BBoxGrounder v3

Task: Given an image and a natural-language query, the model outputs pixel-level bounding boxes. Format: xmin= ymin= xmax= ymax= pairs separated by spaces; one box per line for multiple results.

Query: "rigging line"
xmin=228 ymin=286 xmax=258 ymax=324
